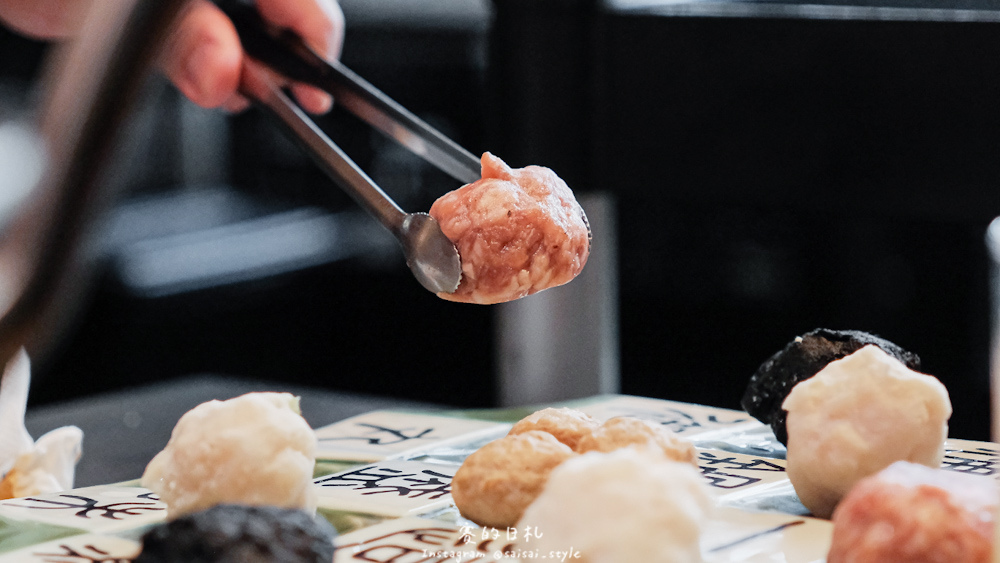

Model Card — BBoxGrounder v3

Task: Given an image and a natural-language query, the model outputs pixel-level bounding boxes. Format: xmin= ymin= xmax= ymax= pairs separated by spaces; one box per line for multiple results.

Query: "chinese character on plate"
xmin=314 ymin=460 xmax=457 ymax=516
xmin=314 ymin=411 xmax=507 ymax=462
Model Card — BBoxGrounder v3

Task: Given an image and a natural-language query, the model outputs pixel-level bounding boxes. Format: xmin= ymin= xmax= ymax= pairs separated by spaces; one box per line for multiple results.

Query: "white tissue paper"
xmin=0 ymin=348 xmax=82 ymax=499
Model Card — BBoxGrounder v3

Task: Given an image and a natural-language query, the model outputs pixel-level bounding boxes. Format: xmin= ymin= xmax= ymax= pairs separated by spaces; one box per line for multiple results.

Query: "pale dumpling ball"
xmin=517 ymin=448 xmax=712 ymax=563
xmin=783 ymin=345 xmax=952 ymax=519
xmin=141 ymin=392 xmax=317 ymax=519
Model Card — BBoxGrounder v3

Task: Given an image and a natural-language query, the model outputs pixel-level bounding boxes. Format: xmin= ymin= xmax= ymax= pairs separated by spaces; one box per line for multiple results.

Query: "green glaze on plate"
xmin=314 ymin=460 xmax=363 ymax=479
xmin=0 ymin=514 xmax=84 ymax=555
xmin=317 ymin=507 xmax=389 ymax=535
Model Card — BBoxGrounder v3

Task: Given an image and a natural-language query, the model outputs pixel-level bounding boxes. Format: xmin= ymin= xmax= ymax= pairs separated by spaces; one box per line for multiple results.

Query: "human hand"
xmin=0 ymin=0 xmax=345 ymax=114
xmin=161 ymin=0 xmax=345 ymax=113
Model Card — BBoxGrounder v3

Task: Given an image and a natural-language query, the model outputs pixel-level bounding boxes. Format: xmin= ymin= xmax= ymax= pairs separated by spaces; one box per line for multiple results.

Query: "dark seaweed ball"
xmin=741 ymin=329 xmax=921 ymax=446
xmin=134 ymin=505 xmax=336 ymax=563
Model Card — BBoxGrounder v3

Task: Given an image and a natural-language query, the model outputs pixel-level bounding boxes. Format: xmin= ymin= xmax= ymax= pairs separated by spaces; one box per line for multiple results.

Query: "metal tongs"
xmin=217 ymin=0 xmax=474 ymax=294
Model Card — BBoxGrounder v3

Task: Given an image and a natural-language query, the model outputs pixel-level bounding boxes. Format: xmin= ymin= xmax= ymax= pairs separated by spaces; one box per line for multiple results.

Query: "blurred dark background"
xmin=3 ymin=0 xmax=1000 ymax=440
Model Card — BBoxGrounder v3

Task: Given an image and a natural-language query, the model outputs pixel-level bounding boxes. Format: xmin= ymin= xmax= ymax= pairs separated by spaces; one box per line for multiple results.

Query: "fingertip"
xmin=181 ymin=43 xmax=242 ymax=109
xmin=257 ymin=0 xmax=345 ymax=60
xmin=162 ymin=0 xmax=242 ymax=109
xmin=325 ymin=0 xmax=346 ymax=60
xmin=292 ymin=84 xmax=333 ymax=115
xmin=222 ymin=96 xmax=251 ymax=114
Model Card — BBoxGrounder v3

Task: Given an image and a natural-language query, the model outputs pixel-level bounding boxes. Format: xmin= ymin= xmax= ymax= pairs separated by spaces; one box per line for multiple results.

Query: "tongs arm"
xmin=216 ymin=0 xmax=482 ymax=185
xmin=243 ymin=70 xmax=406 ymax=233
xmin=240 ymin=65 xmax=463 ymax=295
xmin=223 ymin=0 xmax=468 ymax=294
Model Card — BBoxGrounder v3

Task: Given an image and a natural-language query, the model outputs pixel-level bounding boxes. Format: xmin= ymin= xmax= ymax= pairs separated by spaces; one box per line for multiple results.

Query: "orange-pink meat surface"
xmin=827 ymin=461 xmax=996 ymax=563
xmin=429 ymin=153 xmax=590 ymax=304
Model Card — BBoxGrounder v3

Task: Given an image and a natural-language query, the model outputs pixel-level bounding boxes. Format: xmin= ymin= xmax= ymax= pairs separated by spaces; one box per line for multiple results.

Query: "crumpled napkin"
xmin=0 ymin=348 xmax=82 ymax=499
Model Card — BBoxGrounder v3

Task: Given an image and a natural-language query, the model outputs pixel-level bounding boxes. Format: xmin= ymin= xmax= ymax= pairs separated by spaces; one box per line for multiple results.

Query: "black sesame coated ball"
xmin=741 ymin=328 xmax=921 ymax=446
xmin=134 ymin=504 xmax=336 ymax=563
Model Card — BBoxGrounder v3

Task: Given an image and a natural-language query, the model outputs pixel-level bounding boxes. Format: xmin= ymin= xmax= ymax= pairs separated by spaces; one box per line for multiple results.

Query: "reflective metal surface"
xmin=219 ymin=0 xmax=481 ymax=185
xmin=245 ymin=72 xmax=462 ymax=295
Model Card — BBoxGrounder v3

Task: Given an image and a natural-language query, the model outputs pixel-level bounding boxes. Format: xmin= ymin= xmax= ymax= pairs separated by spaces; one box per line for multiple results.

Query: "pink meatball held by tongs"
xmin=429 ymin=153 xmax=591 ymax=305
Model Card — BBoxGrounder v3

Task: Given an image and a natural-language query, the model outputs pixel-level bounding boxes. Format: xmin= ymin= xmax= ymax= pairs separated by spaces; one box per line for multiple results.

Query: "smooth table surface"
xmin=24 ymin=374 xmax=440 ymax=488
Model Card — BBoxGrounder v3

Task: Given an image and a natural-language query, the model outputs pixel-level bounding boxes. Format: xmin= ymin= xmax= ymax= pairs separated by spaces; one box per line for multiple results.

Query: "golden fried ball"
xmin=452 ymin=430 xmax=576 ymax=528
xmin=577 ymin=416 xmax=696 ymax=466
xmin=508 ymin=407 xmax=600 ymax=451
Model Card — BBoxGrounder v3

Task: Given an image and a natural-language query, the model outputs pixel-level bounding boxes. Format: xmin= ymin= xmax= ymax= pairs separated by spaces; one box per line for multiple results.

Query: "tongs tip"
xmin=400 ymin=213 xmax=462 ymax=295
